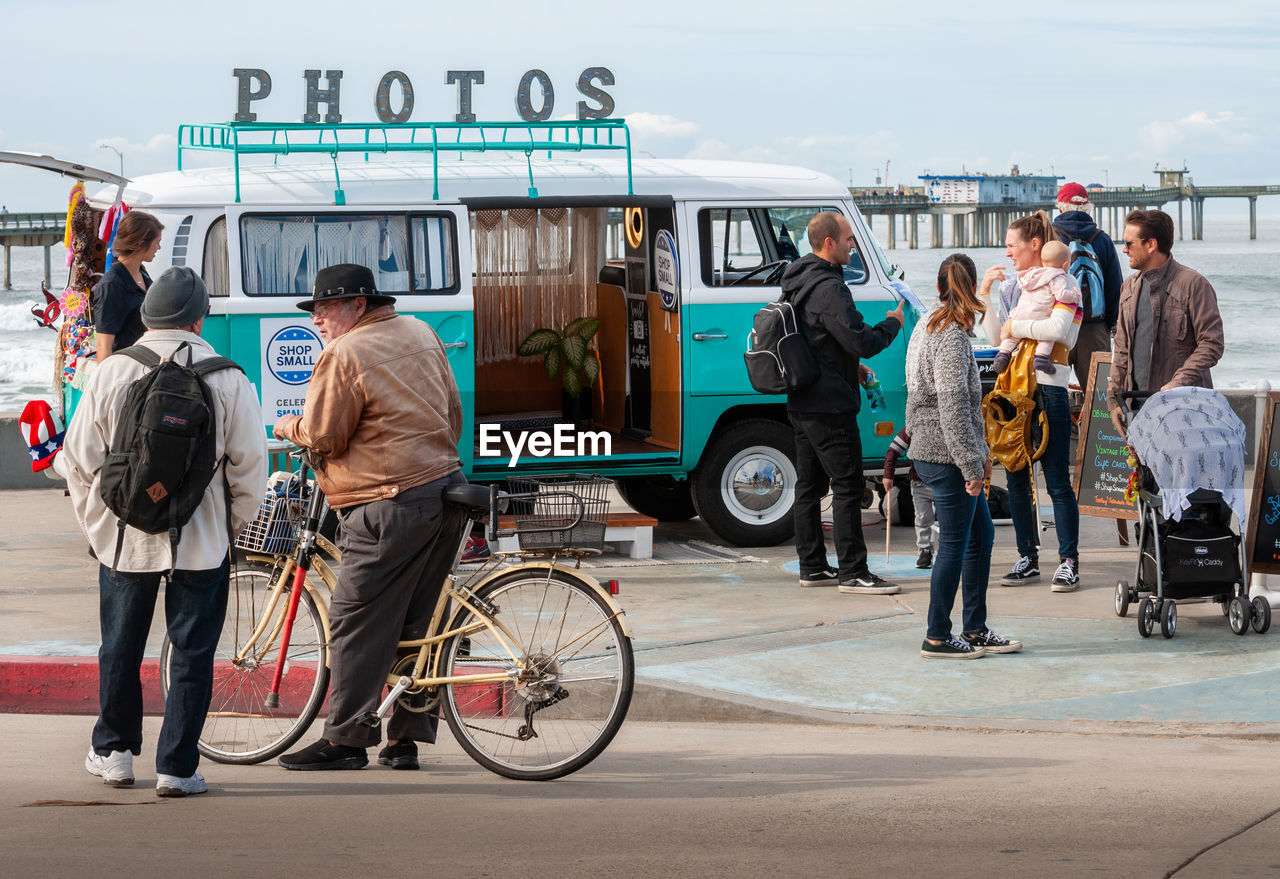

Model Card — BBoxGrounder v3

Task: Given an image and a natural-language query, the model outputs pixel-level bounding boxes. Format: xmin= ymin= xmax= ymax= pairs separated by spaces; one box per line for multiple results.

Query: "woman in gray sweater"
xmin=906 ymin=254 xmax=1023 ymax=659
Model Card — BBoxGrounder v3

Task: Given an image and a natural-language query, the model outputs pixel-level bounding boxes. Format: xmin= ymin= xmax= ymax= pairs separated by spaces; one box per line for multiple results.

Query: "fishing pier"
xmin=852 ymin=167 xmax=1279 ymax=249
xmin=0 ymin=212 xmax=63 ymax=289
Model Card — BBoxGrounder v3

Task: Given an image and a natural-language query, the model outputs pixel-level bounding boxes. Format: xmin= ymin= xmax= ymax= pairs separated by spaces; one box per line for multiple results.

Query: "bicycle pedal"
xmin=354 ymin=711 xmax=381 ymax=728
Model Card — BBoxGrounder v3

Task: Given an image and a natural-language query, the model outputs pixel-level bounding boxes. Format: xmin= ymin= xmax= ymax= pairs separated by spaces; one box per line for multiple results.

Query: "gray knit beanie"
xmin=141 ymin=266 xmax=209 ymax=329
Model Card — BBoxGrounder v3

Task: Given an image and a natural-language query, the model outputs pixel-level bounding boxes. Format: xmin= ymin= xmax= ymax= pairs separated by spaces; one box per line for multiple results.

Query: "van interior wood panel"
xmin=644 ymin=290 xmax=680 ymax=451
xmin=594 ymin=282 xmax=628 ymax=432
xmin=475 ymin=358 xmax=561 ymax=413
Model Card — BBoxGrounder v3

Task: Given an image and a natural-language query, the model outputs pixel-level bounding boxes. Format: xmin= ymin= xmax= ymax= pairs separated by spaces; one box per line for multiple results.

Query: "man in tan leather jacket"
xmin=1107 ymin=209 xmax=1224 ymax=438
xmin=274 ymin=263 xmax=467 ymax=772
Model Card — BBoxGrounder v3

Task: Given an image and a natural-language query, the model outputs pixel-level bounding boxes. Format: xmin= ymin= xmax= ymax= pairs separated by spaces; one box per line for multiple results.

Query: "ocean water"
xmin=881 ymin=215 xmax=1277 ymax=390
xmin=0 ymin=217 xmax=1275 ymax=413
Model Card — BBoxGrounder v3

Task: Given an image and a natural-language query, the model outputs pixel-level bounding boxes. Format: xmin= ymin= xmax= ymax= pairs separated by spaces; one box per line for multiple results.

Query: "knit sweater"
xmin=904 ymin=319 xmax=988 ymax=481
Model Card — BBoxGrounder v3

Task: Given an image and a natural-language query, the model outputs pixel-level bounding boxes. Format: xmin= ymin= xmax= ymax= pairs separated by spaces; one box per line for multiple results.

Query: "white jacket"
xmin=64 ymin=330 xmax=267 ymax=572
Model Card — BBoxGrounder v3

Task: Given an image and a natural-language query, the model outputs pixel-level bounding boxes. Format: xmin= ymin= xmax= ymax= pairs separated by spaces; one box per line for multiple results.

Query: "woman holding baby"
xmin=977 ymin=210 xmax=1082 ymax=593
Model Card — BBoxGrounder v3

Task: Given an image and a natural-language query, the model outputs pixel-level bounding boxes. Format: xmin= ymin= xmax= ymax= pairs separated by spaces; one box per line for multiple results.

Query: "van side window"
xmin=202 ymin=217 xmax=229 ymax=298
xmin=697 ymin=206 xmax=867 ymax=286
xmin=240 ymin=213 xmax=458 ymax=296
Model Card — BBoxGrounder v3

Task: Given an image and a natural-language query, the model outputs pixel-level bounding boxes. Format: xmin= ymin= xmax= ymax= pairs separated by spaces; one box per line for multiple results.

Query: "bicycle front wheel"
xmin=440 ymin=567 xmax=634 ymax=780
xmin=160 ymin=561 xmax=330 ymax=764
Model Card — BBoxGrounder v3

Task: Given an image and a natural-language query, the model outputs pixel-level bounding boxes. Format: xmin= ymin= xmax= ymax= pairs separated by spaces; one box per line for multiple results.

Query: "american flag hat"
xmin=19 ymin=400 xmax=65 ymax=473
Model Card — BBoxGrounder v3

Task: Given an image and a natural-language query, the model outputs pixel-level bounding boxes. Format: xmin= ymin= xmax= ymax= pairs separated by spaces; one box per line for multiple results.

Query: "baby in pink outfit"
xmin=992 ymin=240 xmax=1081 ymax=375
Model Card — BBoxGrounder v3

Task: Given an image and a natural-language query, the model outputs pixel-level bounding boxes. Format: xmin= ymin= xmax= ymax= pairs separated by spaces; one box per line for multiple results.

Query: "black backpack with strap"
xmin=743 ymin=291 xmax=819 ymax=395
xmin=99 ymin=342 xmax=243 ymax=574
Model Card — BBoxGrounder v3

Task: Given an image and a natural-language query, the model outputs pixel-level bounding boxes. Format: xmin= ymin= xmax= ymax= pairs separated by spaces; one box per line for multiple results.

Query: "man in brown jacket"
xmin=273 ymin=263 xmax=468 ymax=772
xmin=1107 ymin=209 xmax=1225 ymax=438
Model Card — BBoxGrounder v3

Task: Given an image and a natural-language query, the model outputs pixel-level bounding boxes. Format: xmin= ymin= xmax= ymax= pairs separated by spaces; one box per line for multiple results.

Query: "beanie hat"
xmin=141 ymin=266 xmax=209 ymax=329
xmin=1056 ymin=182 xmax=1092 ymax=215
xmin=19 ymin=400 xmax=65 ymax=473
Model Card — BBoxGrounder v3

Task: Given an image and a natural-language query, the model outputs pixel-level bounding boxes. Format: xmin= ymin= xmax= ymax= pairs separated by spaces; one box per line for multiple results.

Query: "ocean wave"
xmin=0 ymin=336 xmax=58 ymax=387
xmin=0 ymin=301 xmax=61 ymax=333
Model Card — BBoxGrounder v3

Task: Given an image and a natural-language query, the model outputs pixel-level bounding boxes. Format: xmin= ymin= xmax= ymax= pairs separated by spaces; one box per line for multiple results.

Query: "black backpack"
xmin=99 ymin=342 xmax=243 ymax=574
xmin=744 ymin=294 xmax=819 ymax=395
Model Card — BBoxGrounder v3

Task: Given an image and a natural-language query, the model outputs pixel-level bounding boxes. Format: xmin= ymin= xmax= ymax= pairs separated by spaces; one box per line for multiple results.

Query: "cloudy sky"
xmin=1 ymin=0 xmax=1276 ymax=214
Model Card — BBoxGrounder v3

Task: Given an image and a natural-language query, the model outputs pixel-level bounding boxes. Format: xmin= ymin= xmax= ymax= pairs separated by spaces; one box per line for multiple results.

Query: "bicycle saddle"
xmin=444 ymin=483 xmax=492 ymax=513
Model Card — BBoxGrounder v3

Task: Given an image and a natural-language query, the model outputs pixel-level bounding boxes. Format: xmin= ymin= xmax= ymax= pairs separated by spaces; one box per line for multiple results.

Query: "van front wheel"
xmin=692 ymin=420 xmax=797 ymax=547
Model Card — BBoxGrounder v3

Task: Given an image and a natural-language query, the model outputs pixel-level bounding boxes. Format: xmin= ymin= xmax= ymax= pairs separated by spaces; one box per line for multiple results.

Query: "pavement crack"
xmin=1163 ymin=802 xmax=1280 ymax=877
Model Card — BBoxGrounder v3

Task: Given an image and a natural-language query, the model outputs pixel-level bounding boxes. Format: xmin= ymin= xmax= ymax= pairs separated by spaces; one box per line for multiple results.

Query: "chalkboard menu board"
xmin=1073 ymin=352 xmax=1139 ymax=520
xmin=1246 ymin=392 xmax=1280 ymax=575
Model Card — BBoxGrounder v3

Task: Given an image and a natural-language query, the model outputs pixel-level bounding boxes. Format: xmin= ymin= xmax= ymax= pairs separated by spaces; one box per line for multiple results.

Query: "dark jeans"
xmin=93 ymin=557 xmax=230 ymax=778
xmin=914 ymin=461 xmax=994 ymax=640
xmin=1005 ymin=384 xmax=1080 ymax=563
xmin=790 ymin=410 xmax=868 ymax=579
xmin=325 ymin=472 xmax=469 ymax=749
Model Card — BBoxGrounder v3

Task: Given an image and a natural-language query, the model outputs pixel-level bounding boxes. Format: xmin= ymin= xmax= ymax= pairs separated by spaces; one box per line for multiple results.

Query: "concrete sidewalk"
xmin=3 ymin=485 xmax=1279 ymax=733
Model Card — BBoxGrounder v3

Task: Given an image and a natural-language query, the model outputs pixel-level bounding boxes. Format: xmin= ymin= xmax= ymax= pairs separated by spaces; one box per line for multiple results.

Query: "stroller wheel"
xmin=1138 ymin=598 xmax=1155 ymax=638
xmin=1228 ymin=596 xmax=1252 ymax=635
xmin=1221 ymin=598 xmax=1231 ymax=617
xmin=1115 ymin=580 xmax=1131 ymax=618
xmin=1160 ymin=599 xmax=1177 ymax=639
xmin=1251 ymin=597 xmax=1272 ymax=634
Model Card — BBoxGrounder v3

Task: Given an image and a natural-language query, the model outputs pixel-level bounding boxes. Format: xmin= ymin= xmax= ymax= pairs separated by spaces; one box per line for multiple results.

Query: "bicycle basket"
xmin=505 ymin=474 xmax=612 ymax=552
xmin=234 ymin=479 xmax=307 ymax=554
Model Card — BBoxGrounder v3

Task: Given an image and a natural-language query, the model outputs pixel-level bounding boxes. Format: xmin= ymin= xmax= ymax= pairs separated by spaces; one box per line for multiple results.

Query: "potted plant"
xmin=517 ymin=317 xmax=601 ymax=424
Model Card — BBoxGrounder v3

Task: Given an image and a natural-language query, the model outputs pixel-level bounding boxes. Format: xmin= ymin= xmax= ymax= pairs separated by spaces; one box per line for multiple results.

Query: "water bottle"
xmin=862 ymin=371 xmax=886 ymax=413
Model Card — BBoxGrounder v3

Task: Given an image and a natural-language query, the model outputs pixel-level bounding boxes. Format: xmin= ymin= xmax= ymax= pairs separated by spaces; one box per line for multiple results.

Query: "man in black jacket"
xmin=785 ymin=211 xmax=904 ymax=594
xmin=1053 ymin=182 xmax=1125 ymax=388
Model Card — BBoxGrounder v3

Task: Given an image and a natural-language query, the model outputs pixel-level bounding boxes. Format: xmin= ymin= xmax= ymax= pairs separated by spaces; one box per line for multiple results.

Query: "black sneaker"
xmin=915 ymin=548 xmax=933 ymax=569
xmin=1000 ymin=555 xmax=1040 ymax=586
xmin=799 ymin=566 xmax=839 ymax=587
xmin=278 ymin=739 xmax=368 ymax=771
xmin=1051 ymin=558 xmax=1080 ymax=593
xmin=962 ymin=627 xmax=1023 ymax=654
xmin=838 ymin=571 xmax=901 ymax=595
xmin=920 ymin=635 xmax=985 ymax=659
xmin=377 ymin=741 xmax=420 ymax=770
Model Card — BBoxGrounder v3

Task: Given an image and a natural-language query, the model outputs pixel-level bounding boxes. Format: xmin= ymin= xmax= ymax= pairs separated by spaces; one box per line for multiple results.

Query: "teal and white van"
xmin=26 ymin=121 xmax=921 ymax=546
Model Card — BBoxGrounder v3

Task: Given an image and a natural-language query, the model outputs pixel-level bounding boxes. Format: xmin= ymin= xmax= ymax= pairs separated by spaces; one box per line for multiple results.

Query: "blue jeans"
xmin=914 ymin=460 xmax=994 ymax=641
xmin=93 ymin=558 xmax=230 ymax=778
xmin=1005 ymin=384 xmax=1079 ymax=563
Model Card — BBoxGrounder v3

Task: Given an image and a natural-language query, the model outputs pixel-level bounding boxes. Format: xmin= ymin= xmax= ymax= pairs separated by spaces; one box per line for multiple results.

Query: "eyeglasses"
xmin=1122 ymin=237 xmax=1148 ymax=249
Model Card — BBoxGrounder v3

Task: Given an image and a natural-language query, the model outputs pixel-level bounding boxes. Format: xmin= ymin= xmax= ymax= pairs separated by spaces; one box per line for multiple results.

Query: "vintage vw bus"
xmin=28 ymin=121 xmax=920 ymax=546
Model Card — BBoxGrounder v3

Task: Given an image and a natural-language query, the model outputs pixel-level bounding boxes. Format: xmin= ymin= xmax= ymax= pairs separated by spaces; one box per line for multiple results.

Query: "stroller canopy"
xmin=1126 ymin=387 xmax=1247 ymax=524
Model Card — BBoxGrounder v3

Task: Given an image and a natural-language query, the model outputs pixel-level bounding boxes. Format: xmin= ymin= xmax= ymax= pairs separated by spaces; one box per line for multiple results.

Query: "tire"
xmin=1251 ymin=597 xmax=1272 ymax=634
xmin=691 ymin=419 xmax=797 ymax=546
xmin=161 ymin=561 xmax=329 ymax=764
xmin=1115 ymin=580 xmax=1130 ymax=618
xmin=1160 ymin=599 xmax=1177 ymax=639
xmin=1137 ymin=598 xmax=1154 ymax=638
xmin=440 ymin=567 xmax=634 ymax=781
xmin=1228 ymin=596 xmax=1251 ymax=635
xmin=616 ymin=475 xmax=697 ymax=522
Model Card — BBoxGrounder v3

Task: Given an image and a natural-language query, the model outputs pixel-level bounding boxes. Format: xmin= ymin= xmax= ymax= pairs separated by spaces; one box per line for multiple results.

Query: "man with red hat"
xmin=1052 ymin=182 xmax=1125 ymax=387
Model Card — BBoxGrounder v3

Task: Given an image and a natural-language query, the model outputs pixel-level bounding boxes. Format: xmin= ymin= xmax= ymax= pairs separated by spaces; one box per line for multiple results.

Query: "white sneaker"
xmin=85 ymin=748 xmax=134 ymax=787
xmin=156 ymin=771 xmax=207 ymax=798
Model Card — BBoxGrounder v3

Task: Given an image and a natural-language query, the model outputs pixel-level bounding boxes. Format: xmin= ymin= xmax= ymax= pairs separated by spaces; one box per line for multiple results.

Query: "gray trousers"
xmin=324 ymin=472 xmax=469 ymax=748
xmin=909 ymin=478 xmax=938 ymax=550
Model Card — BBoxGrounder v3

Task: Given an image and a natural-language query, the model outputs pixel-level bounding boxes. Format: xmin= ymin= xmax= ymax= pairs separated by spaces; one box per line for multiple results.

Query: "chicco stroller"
xmin=1114 ymin=387 xmax=1269 ymax=639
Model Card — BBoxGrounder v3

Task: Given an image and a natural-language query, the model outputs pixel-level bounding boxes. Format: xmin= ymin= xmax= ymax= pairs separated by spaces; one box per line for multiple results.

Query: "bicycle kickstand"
xmin=355 ymin=675 xmax=414 ymax=728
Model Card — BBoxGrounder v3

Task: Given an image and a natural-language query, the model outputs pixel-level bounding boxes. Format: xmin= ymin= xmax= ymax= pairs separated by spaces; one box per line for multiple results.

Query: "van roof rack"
xmin=176 ymin=120 xmax=634 ymax=204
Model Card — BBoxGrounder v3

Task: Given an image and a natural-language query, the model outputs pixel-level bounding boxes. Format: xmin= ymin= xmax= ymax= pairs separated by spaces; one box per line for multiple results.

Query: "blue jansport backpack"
xmin=1065 ymin=230 xmax=1106 ymax=323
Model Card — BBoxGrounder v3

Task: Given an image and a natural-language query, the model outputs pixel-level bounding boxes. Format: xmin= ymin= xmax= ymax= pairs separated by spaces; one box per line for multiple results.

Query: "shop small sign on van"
xmin=233 ymin=67 xmax=616 ymax=124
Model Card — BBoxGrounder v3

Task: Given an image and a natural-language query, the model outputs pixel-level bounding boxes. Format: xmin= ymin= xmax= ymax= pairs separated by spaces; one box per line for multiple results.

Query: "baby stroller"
xmin=1114 ymin=387 xmax=1269 ymax=639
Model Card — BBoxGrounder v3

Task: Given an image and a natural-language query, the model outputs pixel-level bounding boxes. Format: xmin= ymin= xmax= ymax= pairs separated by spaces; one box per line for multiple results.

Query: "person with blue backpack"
xmin=1052 ymin=182 xmax=1125 ymax=388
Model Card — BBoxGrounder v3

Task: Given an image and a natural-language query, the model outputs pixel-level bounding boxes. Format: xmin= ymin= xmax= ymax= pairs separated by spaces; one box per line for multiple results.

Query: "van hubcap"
xmin=723 ymin=446 xmax=795 ymax=525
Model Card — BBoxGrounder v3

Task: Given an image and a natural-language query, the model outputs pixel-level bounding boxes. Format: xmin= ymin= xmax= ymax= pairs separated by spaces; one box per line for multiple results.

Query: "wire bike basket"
xmin=505 ymin=474 xmax=612 ymax=552
xmin=235 ymin=473 xmax=309 ymax=554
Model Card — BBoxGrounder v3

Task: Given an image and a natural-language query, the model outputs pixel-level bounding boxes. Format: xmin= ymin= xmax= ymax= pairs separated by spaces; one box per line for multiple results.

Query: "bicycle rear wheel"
xmin=159 ymin=561 xmax=330 ymax=764
xmin=440 ymin=567 xmax=633 ymax=780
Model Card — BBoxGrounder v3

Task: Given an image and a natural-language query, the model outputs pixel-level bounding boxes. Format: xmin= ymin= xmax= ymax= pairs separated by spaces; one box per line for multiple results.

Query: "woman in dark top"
xmin=93 ymin=211 xmax=163 ymax=359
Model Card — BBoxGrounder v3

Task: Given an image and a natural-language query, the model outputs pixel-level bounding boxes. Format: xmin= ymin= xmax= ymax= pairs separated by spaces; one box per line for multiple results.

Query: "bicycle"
xmin=159 ymin=445 xmax=635 ymax=781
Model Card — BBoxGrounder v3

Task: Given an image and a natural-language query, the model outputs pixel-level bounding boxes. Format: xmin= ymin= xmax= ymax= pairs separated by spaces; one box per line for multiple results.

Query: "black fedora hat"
xmin=297 ymin=263 xmax=397 ymax=312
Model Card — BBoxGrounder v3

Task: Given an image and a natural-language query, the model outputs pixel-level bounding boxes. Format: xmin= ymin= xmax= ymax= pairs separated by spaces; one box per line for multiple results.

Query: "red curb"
xmin=0 ymin=656 xmax=163 ymax=716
